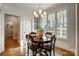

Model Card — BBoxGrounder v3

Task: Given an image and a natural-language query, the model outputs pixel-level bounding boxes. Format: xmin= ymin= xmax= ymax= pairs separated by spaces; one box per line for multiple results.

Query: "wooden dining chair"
xmin=26 ymin=32 xmax=36 ymax=56
xmin=29 ymin=32 xmax=36 ymax=55
xmin=45 ymin=32 xmax=56 ymax=56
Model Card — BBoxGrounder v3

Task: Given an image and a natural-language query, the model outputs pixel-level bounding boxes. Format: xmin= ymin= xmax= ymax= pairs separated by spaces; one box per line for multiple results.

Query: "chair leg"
xmin=33 ymin=50 xmax=35 ymax=56
xmin=34 ymin=51 xmax=37 ymax=56
xmin=53 ymin=47 xmax=55 ymax=56
xmin=27 ymin=46 xmax=29 ymax=56
xmin=44 ymin=51 xmax=48 ymax=56
xmin=50 ymin=51 xmax=51 ymax=56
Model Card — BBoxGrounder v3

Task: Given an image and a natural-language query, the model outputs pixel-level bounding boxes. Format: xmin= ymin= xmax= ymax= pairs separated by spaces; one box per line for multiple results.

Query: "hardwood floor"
xmin=0 ymin=47 xmax=23 ymax=56
xmin=0 ymin=37 xmax=22 ymax=56
xmin=0 ymin=37 xmax=75 ymax=56
xmin=5 ymin=37 xmax=20 ymax=50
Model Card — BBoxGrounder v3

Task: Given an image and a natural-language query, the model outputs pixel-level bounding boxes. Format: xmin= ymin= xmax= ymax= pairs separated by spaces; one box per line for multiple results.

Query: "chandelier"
xmin=33 ymin=3 xmax=47 ymax=19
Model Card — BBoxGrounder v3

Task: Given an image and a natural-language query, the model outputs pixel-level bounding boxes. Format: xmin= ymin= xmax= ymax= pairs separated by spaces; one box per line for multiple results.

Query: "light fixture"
xmin=39 ymin=9 xmax=42 ymax=14
xmin=33 ymin=3 xmax=47 ymax=19
xmin=34 ymin=11 xmax=37 ymax=15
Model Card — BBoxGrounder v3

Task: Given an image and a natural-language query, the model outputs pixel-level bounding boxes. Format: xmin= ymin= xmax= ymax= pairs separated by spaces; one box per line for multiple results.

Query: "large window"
xmin=48 ymin=13 xmax=55 ymax=34
xmin=57 ymin=10 xmax=67 ymax=38
xmin=48 ymin=9 xmax=67 ymax=39
xmin=31 ymin=18 xmax=38 ymax=31
xmin=31 ymin=16 xmax=47 ymax=32
xmin=31 ymin=18 xmax=34 ymax=31
xmin=40 ymin=16 xmax=47 ymax=28
xmin=31 ymin=9 xmax=67 ymax=39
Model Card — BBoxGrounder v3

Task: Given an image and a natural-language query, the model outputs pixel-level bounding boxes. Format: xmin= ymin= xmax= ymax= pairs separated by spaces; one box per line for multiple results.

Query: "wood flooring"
xmin=0 ymin=37 xmax=22 ymax=56
xmin=0 ymin=37 xmax=75 ymax=56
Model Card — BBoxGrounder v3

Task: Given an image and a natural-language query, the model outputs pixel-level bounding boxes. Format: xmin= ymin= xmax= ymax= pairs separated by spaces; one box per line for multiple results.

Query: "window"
xmin=31 ymin=16 xmax=47 ymax=32
xmin=31 ymin=18 xmax=38 ymax=31
xmin=31 ymin=18 xmax=34 ymax=31
xmin=40 ymin=16 xmax=47 ymax=28
xmin=47 ymin=9 xmax=67 ymax=39
xmin=57 ymin=10 xmax=67 ymax=38
xmin=48 ymin=13 xmax=55 ymax=34
xmin=31 ymin=9 xmax=67 ymax=39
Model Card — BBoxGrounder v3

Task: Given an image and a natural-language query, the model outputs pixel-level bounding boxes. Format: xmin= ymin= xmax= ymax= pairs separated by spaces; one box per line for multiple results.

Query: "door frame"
xmin=4 ymin=13 xmax=22 ymax=49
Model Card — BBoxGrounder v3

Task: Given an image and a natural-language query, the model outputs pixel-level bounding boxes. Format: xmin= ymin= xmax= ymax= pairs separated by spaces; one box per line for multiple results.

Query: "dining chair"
xmin=45 ymin=32 xmax=56 ymax=56
xmin=29 ymin=32 xmax=36 ymax=38
xmin=26 ymin=32 xmax=36 ymax=56
xmin=26 ymin=34 xmax=33 ymax=56
xmin=29 ymin=32 xmax=36 ymax=55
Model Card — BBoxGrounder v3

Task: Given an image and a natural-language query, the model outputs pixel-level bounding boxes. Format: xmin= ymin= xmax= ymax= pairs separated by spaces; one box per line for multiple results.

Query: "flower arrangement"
xmin=36 ymin=25 xmax=48 ymax=41
xmin=37 ymin=25 xmax=48 ymax=33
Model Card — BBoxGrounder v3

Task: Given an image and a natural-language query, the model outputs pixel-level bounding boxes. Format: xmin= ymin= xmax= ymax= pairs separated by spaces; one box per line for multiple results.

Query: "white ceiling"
xmin=3 ymin=3 xmax=55 ymax=16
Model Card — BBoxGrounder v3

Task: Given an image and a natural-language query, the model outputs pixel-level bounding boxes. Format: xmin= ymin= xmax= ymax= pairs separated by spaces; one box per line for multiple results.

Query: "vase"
xmin=37 ymin=31 xmax=43 ymax=42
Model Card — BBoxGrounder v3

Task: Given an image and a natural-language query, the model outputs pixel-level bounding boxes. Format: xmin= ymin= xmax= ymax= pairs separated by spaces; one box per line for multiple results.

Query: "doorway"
xmin=5 ymin=14 xmax=20 ymax=50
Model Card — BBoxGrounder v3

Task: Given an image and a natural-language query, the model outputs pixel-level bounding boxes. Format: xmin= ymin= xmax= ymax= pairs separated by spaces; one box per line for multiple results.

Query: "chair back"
xmin=51 ymin=35 xmax=56 ymax=46
xmin=29 ymin=32 xmax=36 ymax=37
xmin=45 ymin=32 xmax=52 ymax=40
xmin=29 ymin=32 xmax=36 ymax=41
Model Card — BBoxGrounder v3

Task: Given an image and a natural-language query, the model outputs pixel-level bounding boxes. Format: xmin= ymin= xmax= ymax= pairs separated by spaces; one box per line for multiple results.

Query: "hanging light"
xmin=39 ymin=9 xmax=42 ymax=14
xmin=36 ymin=14 xmax=38 ymax=18
xmin=34 ymin=11 xmax=37 ymax=15
xmin=41 ymin=14 xmax=44 ymax=17
xmin=43 ymin=11 xmax=46 ymax=16
xmin=33 ymin=3 xmax=47 ymax=19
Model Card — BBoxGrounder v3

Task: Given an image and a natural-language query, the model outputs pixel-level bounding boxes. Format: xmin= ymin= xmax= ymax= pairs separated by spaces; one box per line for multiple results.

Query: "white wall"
xmin=46 ymin=3 xmax=76 ymax=52
xmin=0 ymin=10 xmax=5 ymax=53
xmin=21 ymin=16 xmax=31 ymax=45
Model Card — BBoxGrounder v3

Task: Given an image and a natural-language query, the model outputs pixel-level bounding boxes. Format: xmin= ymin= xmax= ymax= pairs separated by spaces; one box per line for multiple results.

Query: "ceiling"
xmin=3 ymin=3 xmax=55 ymax=16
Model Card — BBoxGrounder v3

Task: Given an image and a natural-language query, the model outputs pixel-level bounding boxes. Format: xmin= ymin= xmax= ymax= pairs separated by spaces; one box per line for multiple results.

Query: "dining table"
xmin=32 ymin=35 xmax=52 ymax=56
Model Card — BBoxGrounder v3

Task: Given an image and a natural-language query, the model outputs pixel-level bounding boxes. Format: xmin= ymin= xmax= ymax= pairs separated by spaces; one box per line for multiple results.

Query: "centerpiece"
xmin=36 ymin=25 xmax=48 ymax=41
